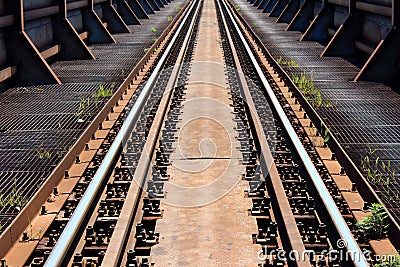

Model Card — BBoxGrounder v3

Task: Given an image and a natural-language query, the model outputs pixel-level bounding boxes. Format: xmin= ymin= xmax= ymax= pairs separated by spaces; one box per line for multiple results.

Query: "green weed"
xmin=290 ymin=71 xmax=332 ymax=108
xmin=361 ymin=145 xmax=397 ymax=189
xmin=321 ymin=127 xmax=330 ymax=146
xmin=0 ymin=182 xmax=26 ymax=208
xmin=37 ymin=143 xmax=52 ymax=159
xmin=374 ymin=255 xmax=400 ymax=267
xmin=357 ymin=203 xmax=389 ymax=240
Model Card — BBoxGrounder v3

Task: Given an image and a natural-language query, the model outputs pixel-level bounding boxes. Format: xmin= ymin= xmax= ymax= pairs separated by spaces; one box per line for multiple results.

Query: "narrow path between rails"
xmin=151 ymin=0 xmax=260 ymax=264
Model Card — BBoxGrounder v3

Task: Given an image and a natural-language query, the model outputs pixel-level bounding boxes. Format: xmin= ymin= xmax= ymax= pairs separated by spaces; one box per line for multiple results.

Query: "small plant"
xmin=92 ymin=85 xmax=113 ymax=108
xmin=168 ymin=16 xmax=172 ymax=22
xmin=91 ymin=84 xmax=113 ymax=107
xmin=9 ymin=186 xmax=24 ymax=207
xmin=0 ymin=194 xmax=5 ymax=206
xmin=357 ymin=203 xmax=389 ymax=240
xmin=321 ymin=127 xmax=330 ymax=147
xmin=152 ymin=36 xmax=158 ymax=42
xmin=175 ymin=5 xmax=181 ymax=11
xmin=361 ymin=146 xmax=397 ymax=189
xmin=276 ymin=56 xmax=283 ymax=65
xmin=286 ymin=60 xmax=299 ymax=69
xmin=290 ymin=71 xmax=332 ymax=108
xmin=151 ymin=27 xmax=157 ymax=33
xmin=374 ymin=255 xmax=400 ymax=267
xmin=282 ymin=57 xmax=332 ymax=108
xmin=144 ymin=47 xmax=150 ymax=53
xmin=277 ymin=58 xmax=299 ymax=69
xmin=57 ymin=144 xmax=72 ymax=159
xmin=235 ymin=5 xmax=241 ymax=11
xmin=0 ymin=181 xmax=26 ymax=209
xmin=96 ymin=84 xmax=113 ymax=98
xmin=0 ymin=186 xmax=25 ymax=208
xmin=0 ymin=223 xmax=3 ymax=232
xmin=75 ymin=97 xmax=87 ymax=117
xmin=37 ymin=143 xmax=52 ymax=159
xmin=252 ymin=22 xmax=257 ymax=28
xmin=27 ymin=218 xmax=44 ymax=240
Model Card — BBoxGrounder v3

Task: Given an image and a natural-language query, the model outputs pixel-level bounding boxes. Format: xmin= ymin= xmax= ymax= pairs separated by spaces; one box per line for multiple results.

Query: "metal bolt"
xmin=41 ymin=205 xmax=47 ymax=215
xmin=65 ymin=170 xmax=69 ymax=178
xmin=351 ymin=183 xmax=357 ymax=192
xmin=85 ymin=143 xmax=90 ymax=151
xmin=127 ymin=249 xmax=137 ymax=264
xmin=98 ymin=251 xmax=105 ymax=264
xmin=53 ymin=187 xmax=59 ymax=196
xmin=22 ymin=231 xmax=29 ymax=241
xmin=44 ymin=250 xmax=51 ymax=259
xmin=73 ymin=253 xmax=83 ymax=263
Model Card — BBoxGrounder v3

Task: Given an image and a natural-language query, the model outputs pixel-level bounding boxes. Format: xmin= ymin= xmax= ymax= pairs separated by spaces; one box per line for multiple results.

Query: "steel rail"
xmin=215 ymin=1 xmax=310 ymax=265
xmin=230 ymin=0 xmax=400 ymax=247
xmin=102 ymin=1 xmax=202 ymax=265
xmin=220 ymin=0 xmax=369 ymax=266
xmin=44 ymin=1 xmax=198 ymax=265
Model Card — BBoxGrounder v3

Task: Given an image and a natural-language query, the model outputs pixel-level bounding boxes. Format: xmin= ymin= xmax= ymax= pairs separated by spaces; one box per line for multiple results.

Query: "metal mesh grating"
xmin=0 ymin=0 xmax=187 ymax=233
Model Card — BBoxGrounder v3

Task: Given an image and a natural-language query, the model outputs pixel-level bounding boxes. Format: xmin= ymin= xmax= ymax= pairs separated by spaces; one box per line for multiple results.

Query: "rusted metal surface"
xmin=0 ymin=66 xmax=17 ymax=83
xmin=0 ymin=14 xmax=14 ymax=27
xmin=356 ymin=1 xmax=391 ymax=16
xmin=24 ymin=6 xmax=60 ymax=21
xmin=40 ymin=44 xmax=61 ymax=59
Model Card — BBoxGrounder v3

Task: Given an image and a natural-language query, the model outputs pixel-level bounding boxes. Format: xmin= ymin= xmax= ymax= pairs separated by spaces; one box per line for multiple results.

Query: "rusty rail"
xmin=221 ymin=0 xmax=369 ymax=266
xmin=0 ymin=1 xmax=190 ymax=259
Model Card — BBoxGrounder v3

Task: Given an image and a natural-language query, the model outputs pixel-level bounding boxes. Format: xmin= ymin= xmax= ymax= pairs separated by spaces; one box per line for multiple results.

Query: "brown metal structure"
xmin=246 ymin=0 xmax=400 ymax=84
xmin=0 ymin=0 xmax=152 ymax=86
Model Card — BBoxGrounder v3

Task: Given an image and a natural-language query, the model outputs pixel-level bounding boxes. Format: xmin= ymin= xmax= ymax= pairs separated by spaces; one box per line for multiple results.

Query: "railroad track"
xmin=1 ymin=0 xmax=397 ymax=266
